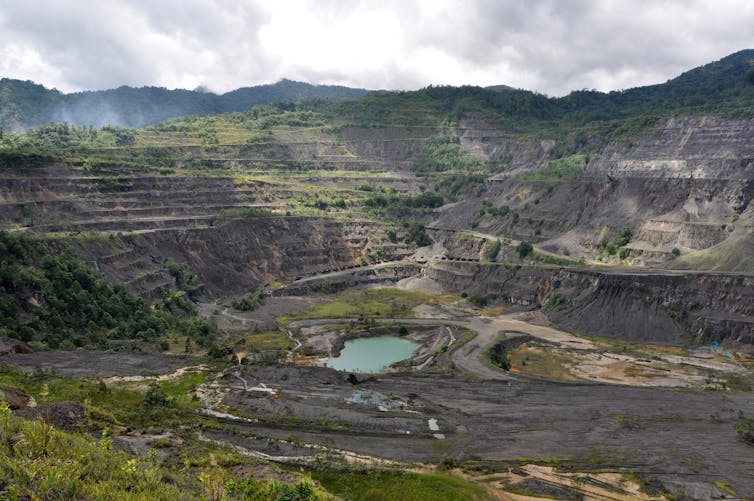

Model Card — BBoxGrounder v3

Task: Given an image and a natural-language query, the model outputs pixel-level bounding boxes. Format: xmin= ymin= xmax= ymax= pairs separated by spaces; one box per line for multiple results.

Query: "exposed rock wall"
xmin=430 ymin=177 xmax=753 ymax=260
xmin=72 ymin=217 xmax=409 ymax=300
xmin=457 ymin=113 xmax=553 ymax=173
xmin=270 ymin=263 xmax=422 ymax=296
xmin=339 ymin=126 xmax=437 ymax=166
xmin=590 ymin=116 xmax=754 ymax=180
xmin=426 ymin=261 xmax=754 ymax=346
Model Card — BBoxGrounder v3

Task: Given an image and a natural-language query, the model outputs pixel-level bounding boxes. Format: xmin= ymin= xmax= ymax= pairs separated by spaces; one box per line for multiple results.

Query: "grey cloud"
xmin=1 ymin=0 xmax=753 ymax=95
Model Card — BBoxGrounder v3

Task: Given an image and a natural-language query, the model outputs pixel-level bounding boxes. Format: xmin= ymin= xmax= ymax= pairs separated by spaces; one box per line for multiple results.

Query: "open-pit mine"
xmin=1 ymin=51 xmax=754 ymax=500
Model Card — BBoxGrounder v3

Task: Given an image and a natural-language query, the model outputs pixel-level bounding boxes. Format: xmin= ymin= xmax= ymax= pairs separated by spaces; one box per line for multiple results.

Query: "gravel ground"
xmin=1 ymin=350 xmax=190 ymax=378
xmin=214 ymin=364 xmax=754 ymax=498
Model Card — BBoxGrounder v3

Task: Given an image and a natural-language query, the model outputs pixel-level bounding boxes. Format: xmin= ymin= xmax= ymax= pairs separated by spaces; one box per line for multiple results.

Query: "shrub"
xmin=545 ymin=292 xmax=568 ymax=313
xmin=736 ymin=418 xmax=754 ymax=445
xmin=516 ymin=240 xmax=533 ymax=259
xmin=231 ymin=289 xmax=263 ymax=312
xmin=467 ymin=295 xmax=488 ymax=308
xmin=438 ymin=454 xmax=457 ymax=469
xmin=490 ymin=350 xmax=511 ymax=370
xmin=143 ymin=384 xmax=169 ymax=408
xmin=483 ymin=239 xmax=501 ymax=261
xmin=599 ymin=228 xmax=632 ymax=255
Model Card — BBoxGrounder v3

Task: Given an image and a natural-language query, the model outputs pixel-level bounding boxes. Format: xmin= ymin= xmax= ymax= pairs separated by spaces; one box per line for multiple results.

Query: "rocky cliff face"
xmin=339 ymin=126 xmax=437 ymax=168
xmin=589 ymin=116 xmax=754 ymax=180
xmin=429 ymin=175 xmax=752 ymax=264
xmin=457 ymin=114 xmax=553 ymax=173
xmin=72 ymin=217 xmax=408 ymax=300
xmin=426 ymin=261 xmax=754 ymax=346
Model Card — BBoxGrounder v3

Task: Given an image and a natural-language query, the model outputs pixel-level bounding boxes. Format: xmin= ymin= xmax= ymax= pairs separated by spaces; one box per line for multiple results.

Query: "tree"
xmin=483 ymin=239 xmax=501 ymax=261
xmin=143 ymin=384 xmax=169 ymax=408
xmin=516 ymin=240 xmax=533 ymax=259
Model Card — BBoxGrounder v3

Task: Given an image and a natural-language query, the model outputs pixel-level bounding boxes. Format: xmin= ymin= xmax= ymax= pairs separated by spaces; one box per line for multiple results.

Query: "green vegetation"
xmin=598 ymin=228 xmax=632 ymax=256
xmin=231 ymin=288 xmax=264 ymax=312
xmin=514 ymin=154 xmax=589 ymax=181
xmin=0 ymin=404 xmax=197 ymax=499
xmin=516 ymin=240 xmax=533 ymax=259
xmin=509 ymin=345 xmax=578 ymax=381
xmin=288 ymin=192 xmax=349 ymax=213
xmin=360 ymin=188 xmax=443 ymax=246
xmin=490 ymin=350 xmax=511 ymax=371
xmin=0 ymin=77 xmax=367 ymax=130
xmin=736 ymin=418 xmax=754 ymax=445
xmin=669 ymin=224 xmax=754 ymax=273
xmin=0 ymin=398 xmax=326 ymax=499
xmin=166 ymin=260 xmax=199 ymax=288
xmin=435 ymin=173 xmax=486 ymax=196
xmin=413 ymin=135 xmax=486 ymax=175
xmin=312 ymin=471 xmax=490 ymax=501
xmin=544 ymin=292 xmax=569 ymax=313
xmin=363 ymin=188 xmax=444 ymax=214
xmin=482 ymin=202 xmax=510 ymax=217
xmin=0 ymin=231 xmax=197 ymax=350
xmin=283 ymin=288 xmax=430 ymax=322
xmin=243 ymin=330 xmax=293 ymax=352
xmin=483 ymin=239 xmax=501 ymax=261
xmin=467 ymin=295 xmax=488 ymax=308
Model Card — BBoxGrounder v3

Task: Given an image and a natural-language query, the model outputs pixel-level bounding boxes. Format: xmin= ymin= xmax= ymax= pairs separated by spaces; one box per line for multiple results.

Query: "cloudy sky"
xmin=1 ymin=0 xmax=753 ymax=96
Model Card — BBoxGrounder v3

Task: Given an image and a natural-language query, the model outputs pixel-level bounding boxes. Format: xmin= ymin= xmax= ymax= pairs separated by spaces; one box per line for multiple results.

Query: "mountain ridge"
xmin=2 ymin=49 xmax=753 ymax=131
xmin=0 ymin=78 xmax=368 ymax=130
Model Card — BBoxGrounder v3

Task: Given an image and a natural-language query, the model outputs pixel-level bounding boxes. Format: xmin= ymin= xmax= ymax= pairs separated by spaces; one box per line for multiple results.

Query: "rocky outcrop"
xmin=74 ymin=217 xmax=410 ymax=300
xmin=429 ymin=176 xmax=753 ymax=263
xmin=271 ymin=262 xmax=421 ymax=296
xmin=426 ymin=261 xmax=754 ymax=346
xmin=0 ymin=386 xmax=35 ymax=409
xmin=340 ymin=126 xmax=438 ymax=167
xmin=457 ymin=113 xmax=553 ymax=173
xmin=589 ymin=116 xmax=754 ymax=180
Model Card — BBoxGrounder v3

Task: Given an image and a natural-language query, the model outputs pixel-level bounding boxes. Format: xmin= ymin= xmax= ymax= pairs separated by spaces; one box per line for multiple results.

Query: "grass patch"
xmin=243 ymin=331 xmax=293 ymax=352
xmin=513 ymin=154 xmax=590 ymax=181
xmin=0 ymin=367 xmax=208 ymax=429
xmin=509 ymin=345 xmax=578 ymax=381
xmin=282 ymin=288 xmax=432 ymax=323
xmin=312 ymin=471 xmax=491 ymax=501
xmin=0 ymin=407 xmax=200 ymax=499
xmin=713 ymin=480 xmax=738 ymax=497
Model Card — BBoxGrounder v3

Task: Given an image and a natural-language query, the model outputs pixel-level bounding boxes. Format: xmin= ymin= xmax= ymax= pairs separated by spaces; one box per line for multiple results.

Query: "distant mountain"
xmin=0 ymin=78 xmax=368 ymax=130
xmin=3 ymin=50 xmax=753 ymax=132
xmin=335 ymin=49 xmax=754 ymax=130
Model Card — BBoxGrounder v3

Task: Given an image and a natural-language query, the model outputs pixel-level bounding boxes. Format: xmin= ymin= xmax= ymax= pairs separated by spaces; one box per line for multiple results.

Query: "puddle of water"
xmin=328 ymin=335 xmax=418 ymax=373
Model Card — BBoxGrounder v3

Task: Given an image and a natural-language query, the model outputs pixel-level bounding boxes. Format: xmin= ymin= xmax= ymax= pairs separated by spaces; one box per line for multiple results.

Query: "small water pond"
xmin=327 ymin=335 xmax=419 ymax=374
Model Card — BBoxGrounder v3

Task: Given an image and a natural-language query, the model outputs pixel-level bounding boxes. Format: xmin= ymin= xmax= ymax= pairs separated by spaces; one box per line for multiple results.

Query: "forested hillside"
xmin=0 ymin=78 xmax=367 ymax=130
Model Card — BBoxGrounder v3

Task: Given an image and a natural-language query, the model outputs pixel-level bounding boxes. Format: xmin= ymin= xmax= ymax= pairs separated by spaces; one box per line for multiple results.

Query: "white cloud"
xmin=0 ymin=0 xmax=753 ymax=95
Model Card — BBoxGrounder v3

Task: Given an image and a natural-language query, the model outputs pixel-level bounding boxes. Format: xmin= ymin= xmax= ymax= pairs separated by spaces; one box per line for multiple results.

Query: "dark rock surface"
xmin=426 ymin=262 xmax=754 ymax=345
